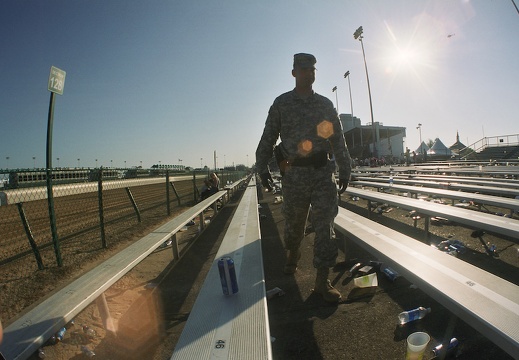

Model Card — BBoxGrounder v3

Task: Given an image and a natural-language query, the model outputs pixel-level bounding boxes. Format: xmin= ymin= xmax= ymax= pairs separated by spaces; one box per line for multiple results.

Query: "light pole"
xmin=77 ymin=158 xmax=80 ymax=168
xmin=56 ymin=157 xmax=60 ymax=168
xmin=416 ymin=123 xmax=423 ymax=160
xmin=33 ymin=156 xmax=36 ymax=169
xmin=5 ymin=156 xmax=9 ymax=169
xmin=344 ymin=71 xmax=354 ymax=119
xmin=332 ymin=86 xmax=339 ymax=113
xmin=354 ymin=26 xmax=377 ymax=158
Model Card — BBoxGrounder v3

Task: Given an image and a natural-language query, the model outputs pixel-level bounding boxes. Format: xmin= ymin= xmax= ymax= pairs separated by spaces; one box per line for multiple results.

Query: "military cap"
xmin=293 ymin=53 xmax=316 ymax=69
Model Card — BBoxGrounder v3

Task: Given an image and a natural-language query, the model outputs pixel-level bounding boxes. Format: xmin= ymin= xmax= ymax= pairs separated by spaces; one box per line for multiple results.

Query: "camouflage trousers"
xmin=281 ymin=162 xmax=338 ymax=268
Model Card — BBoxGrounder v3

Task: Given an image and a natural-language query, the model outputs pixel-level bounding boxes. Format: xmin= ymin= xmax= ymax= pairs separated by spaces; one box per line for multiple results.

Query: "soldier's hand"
xmin=260 ymin=172 xmax=274 ymax=192
xmin=338 ymin=178 xmax=349 ymax=194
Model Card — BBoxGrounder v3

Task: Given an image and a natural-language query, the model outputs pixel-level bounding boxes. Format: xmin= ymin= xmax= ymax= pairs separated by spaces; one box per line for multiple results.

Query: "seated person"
xmin=200 ymin=179 xmax=213 ymax=201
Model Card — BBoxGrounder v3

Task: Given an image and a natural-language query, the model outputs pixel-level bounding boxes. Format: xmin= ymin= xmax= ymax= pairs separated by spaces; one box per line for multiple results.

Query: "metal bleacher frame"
xmin=350 ymin=180 xmax=519 ymax=216
xmin=343 ymin=187 xmax=519 ymax=242
xmin=352 ymin=175 xmax=519 ymax=198
xmin=392 ymin=174 xmax=519 ymax=189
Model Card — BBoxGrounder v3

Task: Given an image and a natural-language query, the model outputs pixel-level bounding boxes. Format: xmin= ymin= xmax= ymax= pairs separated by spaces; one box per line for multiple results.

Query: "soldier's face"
xmin=292 ymin=67 xmax=315 ymax=87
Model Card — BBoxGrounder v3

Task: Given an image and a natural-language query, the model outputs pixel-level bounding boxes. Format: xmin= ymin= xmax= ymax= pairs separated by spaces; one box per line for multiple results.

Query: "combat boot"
xmin=283 ymin=249 xmax=301 ymax=274
xmin=313 ymin=267 xmax=341 ymax=303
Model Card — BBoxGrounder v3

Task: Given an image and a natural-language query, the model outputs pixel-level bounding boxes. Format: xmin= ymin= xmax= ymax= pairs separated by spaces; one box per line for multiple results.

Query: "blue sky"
xmin=1 ymin=0 xmax=518 ymax=170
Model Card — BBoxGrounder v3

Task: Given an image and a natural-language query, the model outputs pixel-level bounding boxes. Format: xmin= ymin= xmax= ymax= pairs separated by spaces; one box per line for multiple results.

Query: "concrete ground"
xmin=257 ymin=187 xmax=515 ymax=360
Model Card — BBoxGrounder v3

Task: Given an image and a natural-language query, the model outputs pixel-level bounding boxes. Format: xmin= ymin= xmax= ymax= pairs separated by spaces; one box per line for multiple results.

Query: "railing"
xmin=459 ymin=134 xmax=519 ymax=160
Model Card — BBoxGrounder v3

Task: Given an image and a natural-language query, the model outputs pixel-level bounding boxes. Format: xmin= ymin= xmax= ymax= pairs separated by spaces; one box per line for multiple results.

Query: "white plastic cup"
xmin=353 ymin=272 xmax=378 ymax=288
xmin=406 ymin=332 xmax=430 ymax=360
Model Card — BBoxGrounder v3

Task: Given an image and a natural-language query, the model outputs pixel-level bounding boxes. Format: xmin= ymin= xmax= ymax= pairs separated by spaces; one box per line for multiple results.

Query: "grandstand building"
xmin=340 ymin=113 xmax=406 ymax=162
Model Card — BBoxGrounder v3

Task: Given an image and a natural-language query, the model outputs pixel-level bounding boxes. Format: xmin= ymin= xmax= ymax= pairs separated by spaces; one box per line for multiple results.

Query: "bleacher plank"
xmin=394 ymin=174 xmax=519 ymax=189
xmin=334 ymin=207 xmax=519 ymax=358
xmin=0 ymin=189 xmax=231 ymax=360
xmin=171 ymin=177 xmax=272 ymax=360
xmin=350 ymin=180 xmax=519 ymax=213
xmin=344 ymin=187 xmax=519 ymax=240
xmin=352 ymin=176 xmax=519 ymax=197
xmin=352 ymin=172 xmax=519 ymax=189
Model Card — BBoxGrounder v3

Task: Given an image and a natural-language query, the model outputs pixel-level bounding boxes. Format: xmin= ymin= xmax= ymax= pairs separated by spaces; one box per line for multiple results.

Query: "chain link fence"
xmin=0 ymin=168 xmax=246 ymax=323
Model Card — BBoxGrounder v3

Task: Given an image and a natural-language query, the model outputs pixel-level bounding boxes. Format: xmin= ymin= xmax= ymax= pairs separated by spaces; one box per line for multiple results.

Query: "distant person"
xmin=256 ymin=53 xmax=352 ymax=303
xmin=209 ymin=172 xmax=220 ymax=194
xmin=405 ymin=147 xmax=411 ymax=165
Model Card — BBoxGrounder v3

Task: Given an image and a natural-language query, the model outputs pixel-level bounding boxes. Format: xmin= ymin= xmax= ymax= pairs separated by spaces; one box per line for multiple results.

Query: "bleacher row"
xmin=2 ymin=170 xmax=519 ymax=360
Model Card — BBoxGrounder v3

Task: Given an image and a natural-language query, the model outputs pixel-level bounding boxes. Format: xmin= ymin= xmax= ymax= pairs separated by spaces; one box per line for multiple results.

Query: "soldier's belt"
xmin=291 ymin=152 xmax=328 ymax=168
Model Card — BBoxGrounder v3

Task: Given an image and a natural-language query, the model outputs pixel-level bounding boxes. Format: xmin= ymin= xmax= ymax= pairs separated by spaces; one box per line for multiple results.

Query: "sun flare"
xmin=382 ymin=17 xmax=443 ymax=79
xmin=394 ymin=48 xmax=419 ymax=65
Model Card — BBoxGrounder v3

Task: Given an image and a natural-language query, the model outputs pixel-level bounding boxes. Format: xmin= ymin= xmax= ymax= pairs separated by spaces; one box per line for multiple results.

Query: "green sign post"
xmin=47 ymin=66 xmax=66 ymax=266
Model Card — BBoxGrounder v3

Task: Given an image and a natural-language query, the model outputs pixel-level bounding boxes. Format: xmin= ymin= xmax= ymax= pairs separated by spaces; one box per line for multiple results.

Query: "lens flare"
xmin=298 ymin=140 xmax=313 ymax=156
xmin=317 ymin=120 xmax=334 ymax=139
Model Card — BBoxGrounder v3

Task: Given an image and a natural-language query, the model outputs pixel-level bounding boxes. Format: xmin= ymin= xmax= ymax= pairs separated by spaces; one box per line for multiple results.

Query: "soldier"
xmin=256 ymin=53 xmax=352 ymax=303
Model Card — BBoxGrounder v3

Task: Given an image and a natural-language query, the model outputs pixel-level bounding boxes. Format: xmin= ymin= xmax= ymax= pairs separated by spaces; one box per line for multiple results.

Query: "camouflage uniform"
xmin=256 ymin=88 xmax=352 ymax=268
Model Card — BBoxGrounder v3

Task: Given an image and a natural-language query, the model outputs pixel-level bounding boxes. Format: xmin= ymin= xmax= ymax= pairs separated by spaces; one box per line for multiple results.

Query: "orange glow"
xmin=317 ymin=120 xmax=334 ymax=139
xmin=298 ymin=140 xmax=313 ymax=156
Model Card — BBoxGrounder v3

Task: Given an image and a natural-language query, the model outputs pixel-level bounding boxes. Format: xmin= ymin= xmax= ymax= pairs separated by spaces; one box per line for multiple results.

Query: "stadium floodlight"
xmin=353 ymin=26 xmax=377 ymax=158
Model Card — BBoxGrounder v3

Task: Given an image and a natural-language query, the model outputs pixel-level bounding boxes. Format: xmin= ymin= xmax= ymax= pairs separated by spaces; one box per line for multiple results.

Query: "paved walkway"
xmin=257 ymin=187 xmax=514 ymax=360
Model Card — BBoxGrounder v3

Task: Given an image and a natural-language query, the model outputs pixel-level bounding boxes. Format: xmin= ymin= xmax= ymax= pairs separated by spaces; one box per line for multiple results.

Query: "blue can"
xmin=218 ymin=257 xmax=239 ymax=295
xmin=55 ymin=327 xmax=67 ymax=342
xmin=381 ymin=265 xmax=399 ymax=282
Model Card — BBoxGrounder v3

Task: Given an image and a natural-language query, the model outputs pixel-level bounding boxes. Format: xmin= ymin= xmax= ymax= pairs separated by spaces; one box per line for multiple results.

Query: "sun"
xmin=384 ymin=39 xmax=430 ymax=76
xmin=382 ymin=18 xmax=442 ymax=78
xmin=394 ymin=48 xmax=420 ymax=66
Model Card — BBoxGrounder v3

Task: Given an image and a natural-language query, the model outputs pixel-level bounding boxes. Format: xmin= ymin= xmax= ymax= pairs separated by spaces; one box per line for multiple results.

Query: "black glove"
xmin=260 ymin=172 xmax=274 ymax=192
xmin=338 ymin=178 xmax=349 ymax=194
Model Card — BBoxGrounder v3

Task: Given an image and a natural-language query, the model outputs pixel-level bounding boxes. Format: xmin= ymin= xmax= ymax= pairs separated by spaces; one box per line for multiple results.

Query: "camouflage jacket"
xmin=256 ymin=89 xmax=352 ymax=180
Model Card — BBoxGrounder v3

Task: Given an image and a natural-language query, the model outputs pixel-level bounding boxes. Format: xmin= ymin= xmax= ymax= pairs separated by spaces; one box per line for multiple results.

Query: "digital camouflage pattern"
xmin=256 ymin=90 xmax=351 ymax=177
xmin=256 ymin=90 xmax=352 ymax=268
